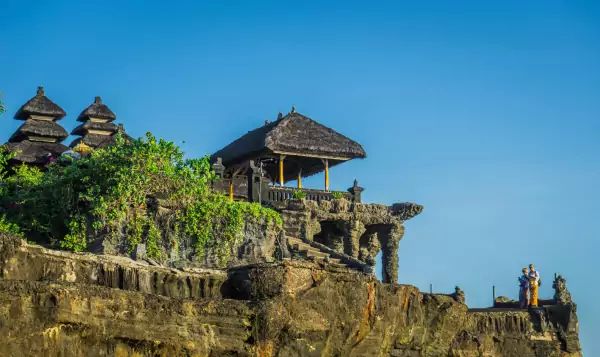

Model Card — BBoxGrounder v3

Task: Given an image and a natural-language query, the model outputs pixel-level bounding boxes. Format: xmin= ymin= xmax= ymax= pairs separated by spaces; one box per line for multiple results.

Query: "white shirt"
xmin=529 ymin=270 xmax=540 ymax=284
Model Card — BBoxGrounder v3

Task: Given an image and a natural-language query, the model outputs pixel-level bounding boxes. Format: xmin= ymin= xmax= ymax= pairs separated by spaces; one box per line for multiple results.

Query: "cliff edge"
xmin=0 ymin=234 xmax=581 ymax=357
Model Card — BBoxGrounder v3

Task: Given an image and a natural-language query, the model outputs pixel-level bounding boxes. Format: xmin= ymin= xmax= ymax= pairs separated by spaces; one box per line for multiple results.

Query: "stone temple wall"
xmin=278 ymin=199 xmax=423 ymax=284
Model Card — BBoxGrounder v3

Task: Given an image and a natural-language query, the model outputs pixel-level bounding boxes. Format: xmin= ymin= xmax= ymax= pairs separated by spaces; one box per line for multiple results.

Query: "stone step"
xmin=287 ymin=236 xmax=347 ymax=267
xmin=326 ymin=257 xmax=342 ymax=265
xmin=292 ymin=242 xmax=313 ymax=252
xmin=301 ymin=249 xmax=329 ymax=260
xmin=288 ymin=238 xmax=312 ymax=250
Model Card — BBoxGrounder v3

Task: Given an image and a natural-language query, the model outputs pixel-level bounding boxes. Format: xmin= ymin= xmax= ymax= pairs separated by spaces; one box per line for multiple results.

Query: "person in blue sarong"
xmin=518 ymin=267 xmax=530 ymax=309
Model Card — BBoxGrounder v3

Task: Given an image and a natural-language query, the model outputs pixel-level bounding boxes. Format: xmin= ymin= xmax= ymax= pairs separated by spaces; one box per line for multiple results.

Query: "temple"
xmin=4 ymin=88 xmax=129 ymax=163
xmin=211 ymin=108 xmax=369 ymax=202
xmin=0 ymin=93 xmax=583 ymax=356
xmin=212 ymin=107 xmax=366 ymax=195
xmin=212 ymin=107 xmax=423 ymax=283
xmin=5 ymin=87 xmax=69 ymax=166
xmin=70 ymin=96 xmax=125 ymax=153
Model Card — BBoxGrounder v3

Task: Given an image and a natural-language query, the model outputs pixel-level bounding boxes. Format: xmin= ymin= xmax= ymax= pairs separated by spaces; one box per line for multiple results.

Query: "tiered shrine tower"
xmin=70 ymin=96 xmax=122 ymax=153
xmin=6 ymin=87 xmax=69 ymax=166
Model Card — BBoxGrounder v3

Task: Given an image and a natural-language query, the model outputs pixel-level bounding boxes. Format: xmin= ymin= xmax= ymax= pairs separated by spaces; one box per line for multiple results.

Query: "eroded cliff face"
xmin=0 ymin=234 xmax=581 ymax=357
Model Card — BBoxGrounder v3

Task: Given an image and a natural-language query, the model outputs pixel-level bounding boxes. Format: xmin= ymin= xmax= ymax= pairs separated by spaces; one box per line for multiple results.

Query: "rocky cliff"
xmin=0 ymin=234 xmax=581 ymax=356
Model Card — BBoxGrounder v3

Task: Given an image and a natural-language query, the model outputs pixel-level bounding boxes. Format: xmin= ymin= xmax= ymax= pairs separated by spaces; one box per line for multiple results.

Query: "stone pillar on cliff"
xmin=381 ymin=223 xmax=405 ymax=284
xmin=344 ymin=219 xmax=365 ymax=258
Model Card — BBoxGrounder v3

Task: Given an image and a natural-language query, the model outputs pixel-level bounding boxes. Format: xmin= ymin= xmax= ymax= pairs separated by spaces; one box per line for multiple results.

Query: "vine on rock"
xmin=0 ymin=133 xmax=281 ymax=266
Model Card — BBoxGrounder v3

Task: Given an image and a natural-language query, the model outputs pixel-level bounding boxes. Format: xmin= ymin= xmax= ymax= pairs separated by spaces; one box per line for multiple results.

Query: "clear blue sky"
xmin=1 ymin=0 xmax=598 ymax=354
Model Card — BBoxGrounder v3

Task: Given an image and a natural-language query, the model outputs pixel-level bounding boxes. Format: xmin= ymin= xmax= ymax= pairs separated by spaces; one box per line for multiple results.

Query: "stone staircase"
xmin=287 ymin=236 xmax=346 ymax=266
xmin=282 ymin=210 xmax=348 ymax=268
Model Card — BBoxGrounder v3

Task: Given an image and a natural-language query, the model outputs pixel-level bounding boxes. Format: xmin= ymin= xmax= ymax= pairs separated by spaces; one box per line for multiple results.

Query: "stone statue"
xmin=451 ymin=286 xmax=465 ymax=304
xmin=553 ymin=274 xmax=573 ymax=305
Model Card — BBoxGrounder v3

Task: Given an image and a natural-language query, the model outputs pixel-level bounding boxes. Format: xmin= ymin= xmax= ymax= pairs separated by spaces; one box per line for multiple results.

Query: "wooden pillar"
xmin=324 ymin=159 xmax=329 ymax=191
xmin=279 ymin=155 xmax=285 ymax=186
xmin=297 ymin=168 xmax=303 ymax=189
xmin=229 ymin=179 xmax=234 ymax=201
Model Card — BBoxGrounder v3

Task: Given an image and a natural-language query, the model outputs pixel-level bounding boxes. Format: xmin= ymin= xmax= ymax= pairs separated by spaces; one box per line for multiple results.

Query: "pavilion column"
xmin=279 ymin=155 xmax=286 ymax=186
xmin=323 ymin=159 xmax=330 ymax=191
xmin=229 ymin=180 xmax=234 ymax=201
xmin=297 ymin=168 xmax=303 ymax=189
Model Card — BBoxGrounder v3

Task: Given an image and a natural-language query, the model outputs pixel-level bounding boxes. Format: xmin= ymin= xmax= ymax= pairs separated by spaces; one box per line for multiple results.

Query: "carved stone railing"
xmin=266 ymin=186 xmax=352 ymax=204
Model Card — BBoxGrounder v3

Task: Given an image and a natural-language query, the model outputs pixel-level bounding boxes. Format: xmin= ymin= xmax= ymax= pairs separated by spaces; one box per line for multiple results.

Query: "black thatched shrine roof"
xmin=70 ymin=134 xmax=116 ymax=149
xmin=14 ymin=87 xmax=66 ymax=120
xmin=5 ymin=141 xmax=68 ymax=165
xmin=212 ymin=111 xmax=366 ymax=168
xmin=9 ymin=120 xmax=69 ymax=142
xmin=77 ymin=96 xmax=116 ymax=122
xmin=70 ymin=130 xmax=132 ymax=149
xmin=71 ymin=121 xmax=118 ymax=136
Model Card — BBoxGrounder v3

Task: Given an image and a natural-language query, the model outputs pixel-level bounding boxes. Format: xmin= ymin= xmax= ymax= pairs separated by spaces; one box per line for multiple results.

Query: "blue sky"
xmin=1 ymin=0 xmax=598 ymax=354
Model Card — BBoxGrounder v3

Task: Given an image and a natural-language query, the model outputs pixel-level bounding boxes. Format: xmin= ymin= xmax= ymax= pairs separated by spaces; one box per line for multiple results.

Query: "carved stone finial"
xmin=36 ymin=86 xmax=45 ymax=97
xmin=290 ymin=105 xmax=296 ymax=113
xmin=212 ymin=157 xmax=225 ymax=178
xmin=277 ymin=112 xmax=283 ymax=120
xmin=348 ymin=179 xmax=364 ymax=203
xmin=94 ymin=96 xmax=102 ymax=104
xmin=451 ymin=286 xmax=465 ymax=304
xmin=553 ymin=274 xmax=573 ymax=305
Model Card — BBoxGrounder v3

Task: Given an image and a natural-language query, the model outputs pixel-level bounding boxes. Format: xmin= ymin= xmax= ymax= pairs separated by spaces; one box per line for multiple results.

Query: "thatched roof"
xmin=70 ymin=134 xmax=117 ymax=149
xmin=9 ymin=119 xmax=68 ymax=142
xmin=14 ymin=87 xmax=66 ymax=120
xmin=212 ymin=111 xmax=366 ymax=165
xmin=77 ymin=96 xmax=116 ymax=122
xmin=71 ymin=121 xmax=118 ymax=136
xmin=70 ymin=128 xmax=132 ymax=149
xmin=5 ymin=141 xmax=68 ymax=165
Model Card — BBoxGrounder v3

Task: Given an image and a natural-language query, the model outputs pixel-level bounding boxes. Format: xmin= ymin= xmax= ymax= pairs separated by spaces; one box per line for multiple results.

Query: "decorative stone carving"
xmin=451 ymin=286 xmax=466 ymax=304
xmin=553 ymin=274 xmax=573 ymax=306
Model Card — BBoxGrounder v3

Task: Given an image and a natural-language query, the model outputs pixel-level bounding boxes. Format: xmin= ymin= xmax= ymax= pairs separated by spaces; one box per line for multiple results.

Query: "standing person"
xmin=528 ymin=264 xmax=540 ymax=307
xmin=518 ymin=267 xmax=530 ymax=309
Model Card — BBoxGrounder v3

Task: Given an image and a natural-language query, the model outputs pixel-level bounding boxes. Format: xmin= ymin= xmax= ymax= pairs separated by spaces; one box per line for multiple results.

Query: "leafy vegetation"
xmin=0 ymin=133 xmax=281 ymax=266
xmin=292 ymin=189 xmax=307 ymax=200
xmin=0 ymin=214 xmax=23 ymax=237
xmin=331 ymin=191 xmax=344 ymax=199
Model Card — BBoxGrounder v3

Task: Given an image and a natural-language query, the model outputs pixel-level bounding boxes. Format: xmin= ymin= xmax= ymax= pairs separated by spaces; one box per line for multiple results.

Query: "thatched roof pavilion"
xmin=211 ymin=108 xmax=365 ymax=190
xmin=5 ymin=87 xmax=69 ymax=165
xmin=70 ymin=96 xmax=127 ymax=152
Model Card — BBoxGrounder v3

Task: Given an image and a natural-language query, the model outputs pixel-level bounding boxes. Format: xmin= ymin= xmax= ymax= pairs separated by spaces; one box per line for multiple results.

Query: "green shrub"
xmin=292 ymin=189 xmax=306 ymax=200
xmin=0 ymin=133 xmax=281 ymax=266
xmin=331 ymin=191 xmax=344 ymax=199
xmin=0 ymin=214 xmax=23 ymax=237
